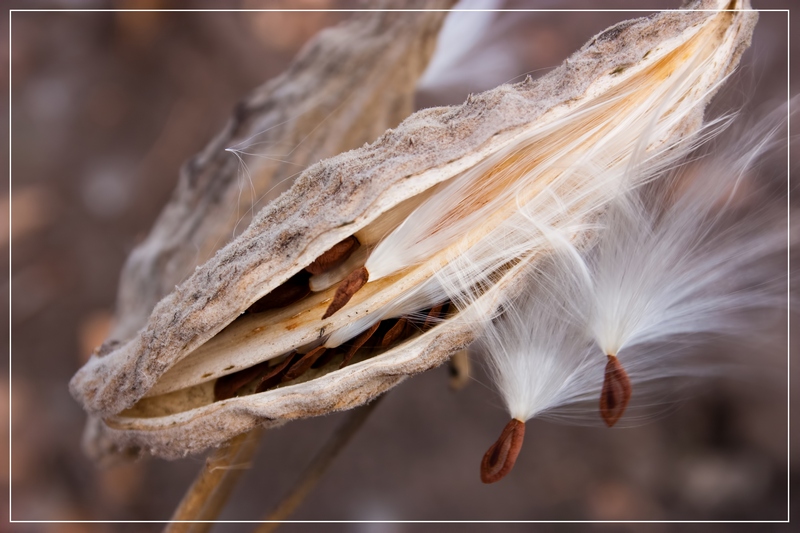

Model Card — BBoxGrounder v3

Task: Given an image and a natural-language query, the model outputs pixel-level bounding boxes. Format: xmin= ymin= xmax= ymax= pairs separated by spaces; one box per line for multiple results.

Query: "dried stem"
xmin=254 ymin=397 xmax=385 ymax=532
xmin=165 ymin=428 xmax=264 ymax=533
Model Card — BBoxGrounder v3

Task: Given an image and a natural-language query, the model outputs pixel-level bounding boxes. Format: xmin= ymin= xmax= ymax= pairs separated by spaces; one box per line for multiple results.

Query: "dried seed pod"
xmin=70 ymin=1 xmax=757 ymax=460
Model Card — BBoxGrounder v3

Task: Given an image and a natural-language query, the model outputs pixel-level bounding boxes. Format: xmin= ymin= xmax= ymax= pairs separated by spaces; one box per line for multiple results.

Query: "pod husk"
xmin=70 ymin=0 xmax=757 ymax=460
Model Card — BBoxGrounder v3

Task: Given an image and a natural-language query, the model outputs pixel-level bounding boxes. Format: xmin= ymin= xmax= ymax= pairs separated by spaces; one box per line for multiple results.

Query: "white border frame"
xmin=6 ymin=5 xmax=792 ymax=525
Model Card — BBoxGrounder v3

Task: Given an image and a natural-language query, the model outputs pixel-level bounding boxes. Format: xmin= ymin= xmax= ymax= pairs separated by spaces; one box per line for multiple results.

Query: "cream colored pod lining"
xmin=69 ymin=0 xmax=757 ymax=460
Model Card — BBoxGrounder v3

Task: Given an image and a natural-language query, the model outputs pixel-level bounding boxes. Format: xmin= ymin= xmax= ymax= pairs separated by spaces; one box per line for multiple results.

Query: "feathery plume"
xmin=477 ymin=104 xmax=788 ymax=482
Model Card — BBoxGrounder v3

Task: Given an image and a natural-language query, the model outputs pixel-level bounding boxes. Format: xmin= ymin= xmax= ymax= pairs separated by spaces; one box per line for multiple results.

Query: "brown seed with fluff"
xmin=481 ymin=418 xmax=526 ymax=484
xmin=599 ymin=354 xmax=632 ymax=427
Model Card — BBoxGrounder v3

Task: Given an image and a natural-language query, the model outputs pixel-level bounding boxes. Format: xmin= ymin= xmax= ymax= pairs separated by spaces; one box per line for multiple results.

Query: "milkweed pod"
xmin=70 ymin=0 xmax=757 ymax=460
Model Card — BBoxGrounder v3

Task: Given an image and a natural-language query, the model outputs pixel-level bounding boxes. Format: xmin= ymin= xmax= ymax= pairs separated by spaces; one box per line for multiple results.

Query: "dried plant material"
xmin=323 ymin=266 xmax=369 ymax=318
xmin=70 ymin=0 xmax=758 ymax=460
xmin=380 ymin=317 xmax=410 ymax=348
xmin=423 ymin=302 xmax=448 ymax=331
xmin=573 ymin=107 xmax=789 ymax=424
xmin=167 ymin=428 xmax=264 ymax=530
xmin=304 ymin=236 xmax=360 ymax=276
xmin=309 ymin=244 xmax=370 ymax=292
xmin=213 ymin=360 xmax=271 ymax=402
xmin=481 ymin=418 xmax=525 ymax=484
xmin=110 ymin=4 xmax=454 ymax=344
xmin=282 ymin=346 xmax=328 ymax=382
xmin=340 ymin=322 xmax=381 ymax=369
xmin=74 ymin=5 xmax=453 ymax=462
xmin=256 ymin=397 xmax=384 ymax=531
xmin=254 ymin=353 xmax=296 ymax=392
xmin=599 ymin=355 xmax=632 ymax=427
xmin=474 ymin=93 xmax=787 ymax=481
xmin=245 ymin=271 xmax=311 ymax=313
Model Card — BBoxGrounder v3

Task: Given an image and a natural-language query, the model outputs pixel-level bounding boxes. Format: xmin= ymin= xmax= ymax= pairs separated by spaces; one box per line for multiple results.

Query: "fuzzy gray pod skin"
xmin=112 ymin=4 xmax=455 ymax=344
xmin=70 ymin=0 xmax=757 ymax=460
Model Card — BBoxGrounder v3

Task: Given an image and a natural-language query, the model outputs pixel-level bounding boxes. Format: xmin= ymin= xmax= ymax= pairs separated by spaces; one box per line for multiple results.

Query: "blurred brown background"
xmin=4 ymin=0 xmax=797 ymax=530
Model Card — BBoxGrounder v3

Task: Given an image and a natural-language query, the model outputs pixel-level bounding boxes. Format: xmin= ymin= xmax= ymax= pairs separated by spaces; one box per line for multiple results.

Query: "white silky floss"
xmin=475 ymin=105 xmax=788 ymax=483
xmin=325 ymin=49 xmax=734 ymax=346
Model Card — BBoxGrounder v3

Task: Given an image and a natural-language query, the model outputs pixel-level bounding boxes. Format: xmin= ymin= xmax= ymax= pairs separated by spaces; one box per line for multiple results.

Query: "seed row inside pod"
xmin=211 ymin=302 xmax=452 ymax=403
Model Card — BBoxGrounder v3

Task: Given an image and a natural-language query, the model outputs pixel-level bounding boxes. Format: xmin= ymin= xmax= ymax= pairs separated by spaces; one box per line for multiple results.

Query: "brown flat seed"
xmin=282 ymin=346 xmax=328 ymax=383
xmin=380 ymin=317 xmax=409 ymax=348
xmin=255 ymin=352 xmax=298 ymax=393
xmin=305 ymin=236 xmax=360 ymax=276
xmin=311 ymin=346 xmax=341 ymax=369
xmin=599 ymin=354 xmax=632 ymax=427
xmin=322 ymin=266 xmax=369 ymax=319
xmin=422 ymin=301 xmax=452 ymax=331
xmin=481 ymin=418 xmax=526 ymax=484
xmin=421 ymin=303 xmax=444 ymax=330
xmin=246 ymin=271 xmax=311 ymax=313
xmin=404 ymin=318 xmax=416 ymax=337
xmin=340 ymin=321 xmax=381 ymax=369
xmin=214 ymin=360 xmax=272 ymax=401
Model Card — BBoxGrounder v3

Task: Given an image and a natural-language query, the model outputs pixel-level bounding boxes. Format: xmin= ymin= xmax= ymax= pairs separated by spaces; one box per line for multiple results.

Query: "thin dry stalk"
xmin=165 ymin=427 xmax=264 ymax=533
xmin=254 ymin=398 xmax=384 ymax=532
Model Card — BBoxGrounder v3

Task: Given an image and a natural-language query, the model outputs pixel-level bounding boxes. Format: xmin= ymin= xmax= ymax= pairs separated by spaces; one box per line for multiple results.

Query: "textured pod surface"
xmin=74 ymin=4 xmax=454 ymax=462
xmin=112 ymin=4 xmax=454 ymax=342
xmin=70 ymin=0 xmax=757 ymax=460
